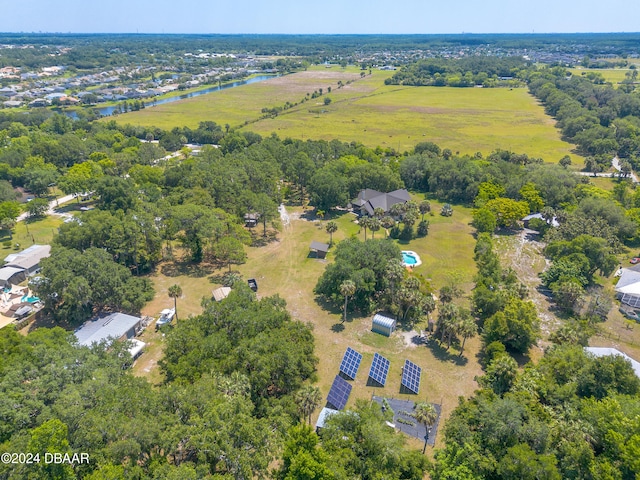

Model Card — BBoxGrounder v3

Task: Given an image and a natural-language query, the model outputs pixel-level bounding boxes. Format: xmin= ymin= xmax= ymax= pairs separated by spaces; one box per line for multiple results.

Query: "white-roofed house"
xmin=74 ymin=312 xmax=143 ymax=347
xmin=615 ymin=264 xmax=640 ymax=308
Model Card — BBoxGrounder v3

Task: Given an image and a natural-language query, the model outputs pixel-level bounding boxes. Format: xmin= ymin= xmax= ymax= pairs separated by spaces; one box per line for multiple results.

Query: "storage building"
xmin=372 ymin=313 xmax=396 ymax=337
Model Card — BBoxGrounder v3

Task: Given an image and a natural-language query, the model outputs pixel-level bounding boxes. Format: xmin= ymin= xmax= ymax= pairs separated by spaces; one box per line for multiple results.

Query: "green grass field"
xmin=115 ymin=67 xmax=578 ymax=162
xmin=139 ymin=200 xmax=482 ymax=445
xmin=0 ymin=216 xmax=63 ymax=253
xmin=569 ymin=67 xmax=635 ymax=86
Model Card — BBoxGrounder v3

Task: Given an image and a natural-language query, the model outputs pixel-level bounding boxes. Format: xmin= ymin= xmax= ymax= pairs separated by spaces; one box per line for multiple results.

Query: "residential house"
xmin=4 ymin=244 xmax=51 ymax=276
xmin=351 ymin=189 xmax=411 ymax=216
xmin=74 ymin=312 xmax=143 ymax=347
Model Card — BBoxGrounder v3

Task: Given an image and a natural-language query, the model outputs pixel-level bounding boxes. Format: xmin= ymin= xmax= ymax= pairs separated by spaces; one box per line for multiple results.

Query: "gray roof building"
xmin=310 ymin=241 xmax=330 ymax=258
xmin=0 ymin=266 xmax=26 ymax=287
xmin=352 ymin=189 xmax=411 ymax=216
xmin=5 ymin=244 xmax=51 ymax=274
xmin=74 ymin=312 xmax=143 ymax=347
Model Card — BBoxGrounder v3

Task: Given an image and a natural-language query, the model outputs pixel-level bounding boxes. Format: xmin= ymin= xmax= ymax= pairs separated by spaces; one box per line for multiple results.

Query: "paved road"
xmin=17 ymin=194 xmax=76 ymax=222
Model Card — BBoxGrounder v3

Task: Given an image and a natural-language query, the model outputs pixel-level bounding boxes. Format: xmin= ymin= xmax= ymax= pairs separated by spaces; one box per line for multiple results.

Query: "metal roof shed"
xmin=310 ymin=241 xmax=330 ymax=259
xmin=372 ymin=313 xmax=396 ymax=337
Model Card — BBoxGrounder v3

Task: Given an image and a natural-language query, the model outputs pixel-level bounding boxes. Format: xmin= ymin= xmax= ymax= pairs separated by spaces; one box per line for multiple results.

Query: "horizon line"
xmin=1 ymin=31 xmax=640 ymax=36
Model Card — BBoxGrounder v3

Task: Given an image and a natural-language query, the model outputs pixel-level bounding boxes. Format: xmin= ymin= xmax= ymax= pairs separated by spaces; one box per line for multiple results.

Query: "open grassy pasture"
xmin=568 ymin=67 xmax=635 ymax=86
xmin=117 ymin=67 xmax=578 ymax=162
xmin=139 ymin=201 xmax=482 ymax=445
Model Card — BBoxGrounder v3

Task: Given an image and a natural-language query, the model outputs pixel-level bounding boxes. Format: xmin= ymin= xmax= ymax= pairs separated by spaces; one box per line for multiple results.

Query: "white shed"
xmin=372 ymin=313 xmax=396 ymax=337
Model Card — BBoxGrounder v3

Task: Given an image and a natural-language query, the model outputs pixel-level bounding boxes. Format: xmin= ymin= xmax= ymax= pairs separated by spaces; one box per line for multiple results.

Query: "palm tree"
xmin=437 ymin=302 xmax=458 ymax=343
xmin=419 ymin=200 xmax=431 ymax=220
xmin=168 ymin=284 xmax=182 ymax=321
xmin=381 ymin=216 xmax=395 ymax=237
xmin=325 ymin=221 xmax=338 ymax=245
xmin=403 ymin=210 xmax=418 ymax=228
xmin=373 ymin=207 xmax=385 ymax=218
xmin=359 ymin=216 xmax=371 ymax=241
xmin=340 ymin=280 xmax=356 ymax=323
xmin=386 ymin=259 xmax=405 ymax=307
xmin=458 ymin=315 xmax=478 ymax=356
xmin=389 ymin=202 xmax=405 ymax=219
xmin=295 ymin=385 xmax=322 ymax=424
xmin=368 ymin=217 xmax=381 ymax=239
xmin=412 ymin=402 xmax=438 ymax=454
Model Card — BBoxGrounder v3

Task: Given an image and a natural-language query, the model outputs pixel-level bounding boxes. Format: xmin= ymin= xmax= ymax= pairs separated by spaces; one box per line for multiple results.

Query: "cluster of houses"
xmin=0 ymin=57 xmax=262 ymax=111
xmin=0 ymin=244 xmax=50 ymax=324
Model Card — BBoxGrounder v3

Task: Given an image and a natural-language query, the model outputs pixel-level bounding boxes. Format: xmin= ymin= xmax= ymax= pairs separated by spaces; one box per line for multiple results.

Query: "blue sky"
xmin=2 ymin=0 xmax=638 ymax=34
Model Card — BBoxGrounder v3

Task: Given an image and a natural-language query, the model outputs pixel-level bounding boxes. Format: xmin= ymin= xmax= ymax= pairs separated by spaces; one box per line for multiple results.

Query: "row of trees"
xmin=385 ymin=57 xmax=530 ymax=87
xmin=529 ymin=66 xmax=640 ymax=170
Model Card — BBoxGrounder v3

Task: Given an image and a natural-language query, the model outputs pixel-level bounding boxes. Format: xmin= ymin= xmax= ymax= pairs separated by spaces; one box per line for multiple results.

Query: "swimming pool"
xmin=21 ymin=295 xmax=40 ymax=303
xmin=401 ymin=251 xmax=422 ymax=267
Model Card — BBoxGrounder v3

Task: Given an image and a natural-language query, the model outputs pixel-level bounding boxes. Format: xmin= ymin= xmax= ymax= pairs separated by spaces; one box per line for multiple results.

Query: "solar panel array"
xmin=327 ymin=375 xmax=352 ymax=410
xmin=368 ymin=353 xmax=390 ymax=386
xmin=339 ymin=347 xmax=363 ymax=380
xmin=401 ymin=359 xmax=422 ymax=394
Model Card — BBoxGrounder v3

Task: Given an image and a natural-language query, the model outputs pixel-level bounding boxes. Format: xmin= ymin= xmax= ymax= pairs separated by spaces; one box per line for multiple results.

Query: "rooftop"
xmin=74 ymin=312 xmax=142 ymax=347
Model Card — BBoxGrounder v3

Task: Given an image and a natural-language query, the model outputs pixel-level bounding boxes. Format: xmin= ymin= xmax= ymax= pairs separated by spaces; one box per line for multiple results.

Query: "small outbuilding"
xmin=315 ymin=407 xmax=339 ymax=432
xmin=310 ymin=241 xmax=330 ymax=259
xmin=372 ymin=313 xmax=397 ymax=337
xmin=212 ymin=286 xmax=232 ymax=302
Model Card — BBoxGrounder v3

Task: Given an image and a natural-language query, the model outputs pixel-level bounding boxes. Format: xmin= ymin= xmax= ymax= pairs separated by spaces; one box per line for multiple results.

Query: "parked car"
xmin=631 ymin=258 xmax=640 ymax=264
xmin=619 ymin=307 xmax=640 ymax=322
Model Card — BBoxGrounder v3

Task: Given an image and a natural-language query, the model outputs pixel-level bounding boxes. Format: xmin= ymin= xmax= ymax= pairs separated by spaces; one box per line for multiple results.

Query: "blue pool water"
xmin=402 ymin=252 xmax=418 ymax=265
xmin=21 ymin=295 xmax=40 ymax=303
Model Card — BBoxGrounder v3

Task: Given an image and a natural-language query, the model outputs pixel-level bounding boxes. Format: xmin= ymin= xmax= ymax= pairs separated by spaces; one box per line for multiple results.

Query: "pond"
xmin=64 ymin=74 xmax=278 ymax=118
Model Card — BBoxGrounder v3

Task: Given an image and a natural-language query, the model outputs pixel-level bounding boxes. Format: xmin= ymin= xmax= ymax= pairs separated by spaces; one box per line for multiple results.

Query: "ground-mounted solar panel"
xmin=339 ymin=347 xmax=363 ymax=380
xmin=327 ymin=375 xmax=352 ymax=410
xmin=368 ymin=353 xmax=390 ymax=386
xmin=401 ymin=359 xmax=422 ymax=394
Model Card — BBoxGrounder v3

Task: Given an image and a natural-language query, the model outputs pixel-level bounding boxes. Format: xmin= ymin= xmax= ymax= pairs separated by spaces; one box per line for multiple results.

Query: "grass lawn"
xmin=115 ymin=67 xmax=578 ymax=162
xmin=0 ymin=215 xmax=63 ymax=253
xmin=140 ymin=202 xmax=482 ymax=446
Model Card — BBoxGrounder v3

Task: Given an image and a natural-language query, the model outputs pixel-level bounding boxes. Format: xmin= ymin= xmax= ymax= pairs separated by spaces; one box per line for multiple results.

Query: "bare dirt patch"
xmin=495 ymin=230 xmax=561 ymax=338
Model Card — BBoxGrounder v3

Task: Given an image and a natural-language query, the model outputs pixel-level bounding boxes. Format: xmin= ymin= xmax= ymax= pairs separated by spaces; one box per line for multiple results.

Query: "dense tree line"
xmin=399 ymin=147 xmax=575 ymax=206
xmin=431 ymin=345 xmax=640 ymax=479
xmin=385 ymin=57 xmax=530 ymax=87
xmin=529 ymin=66 xmax=640 ymax=171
